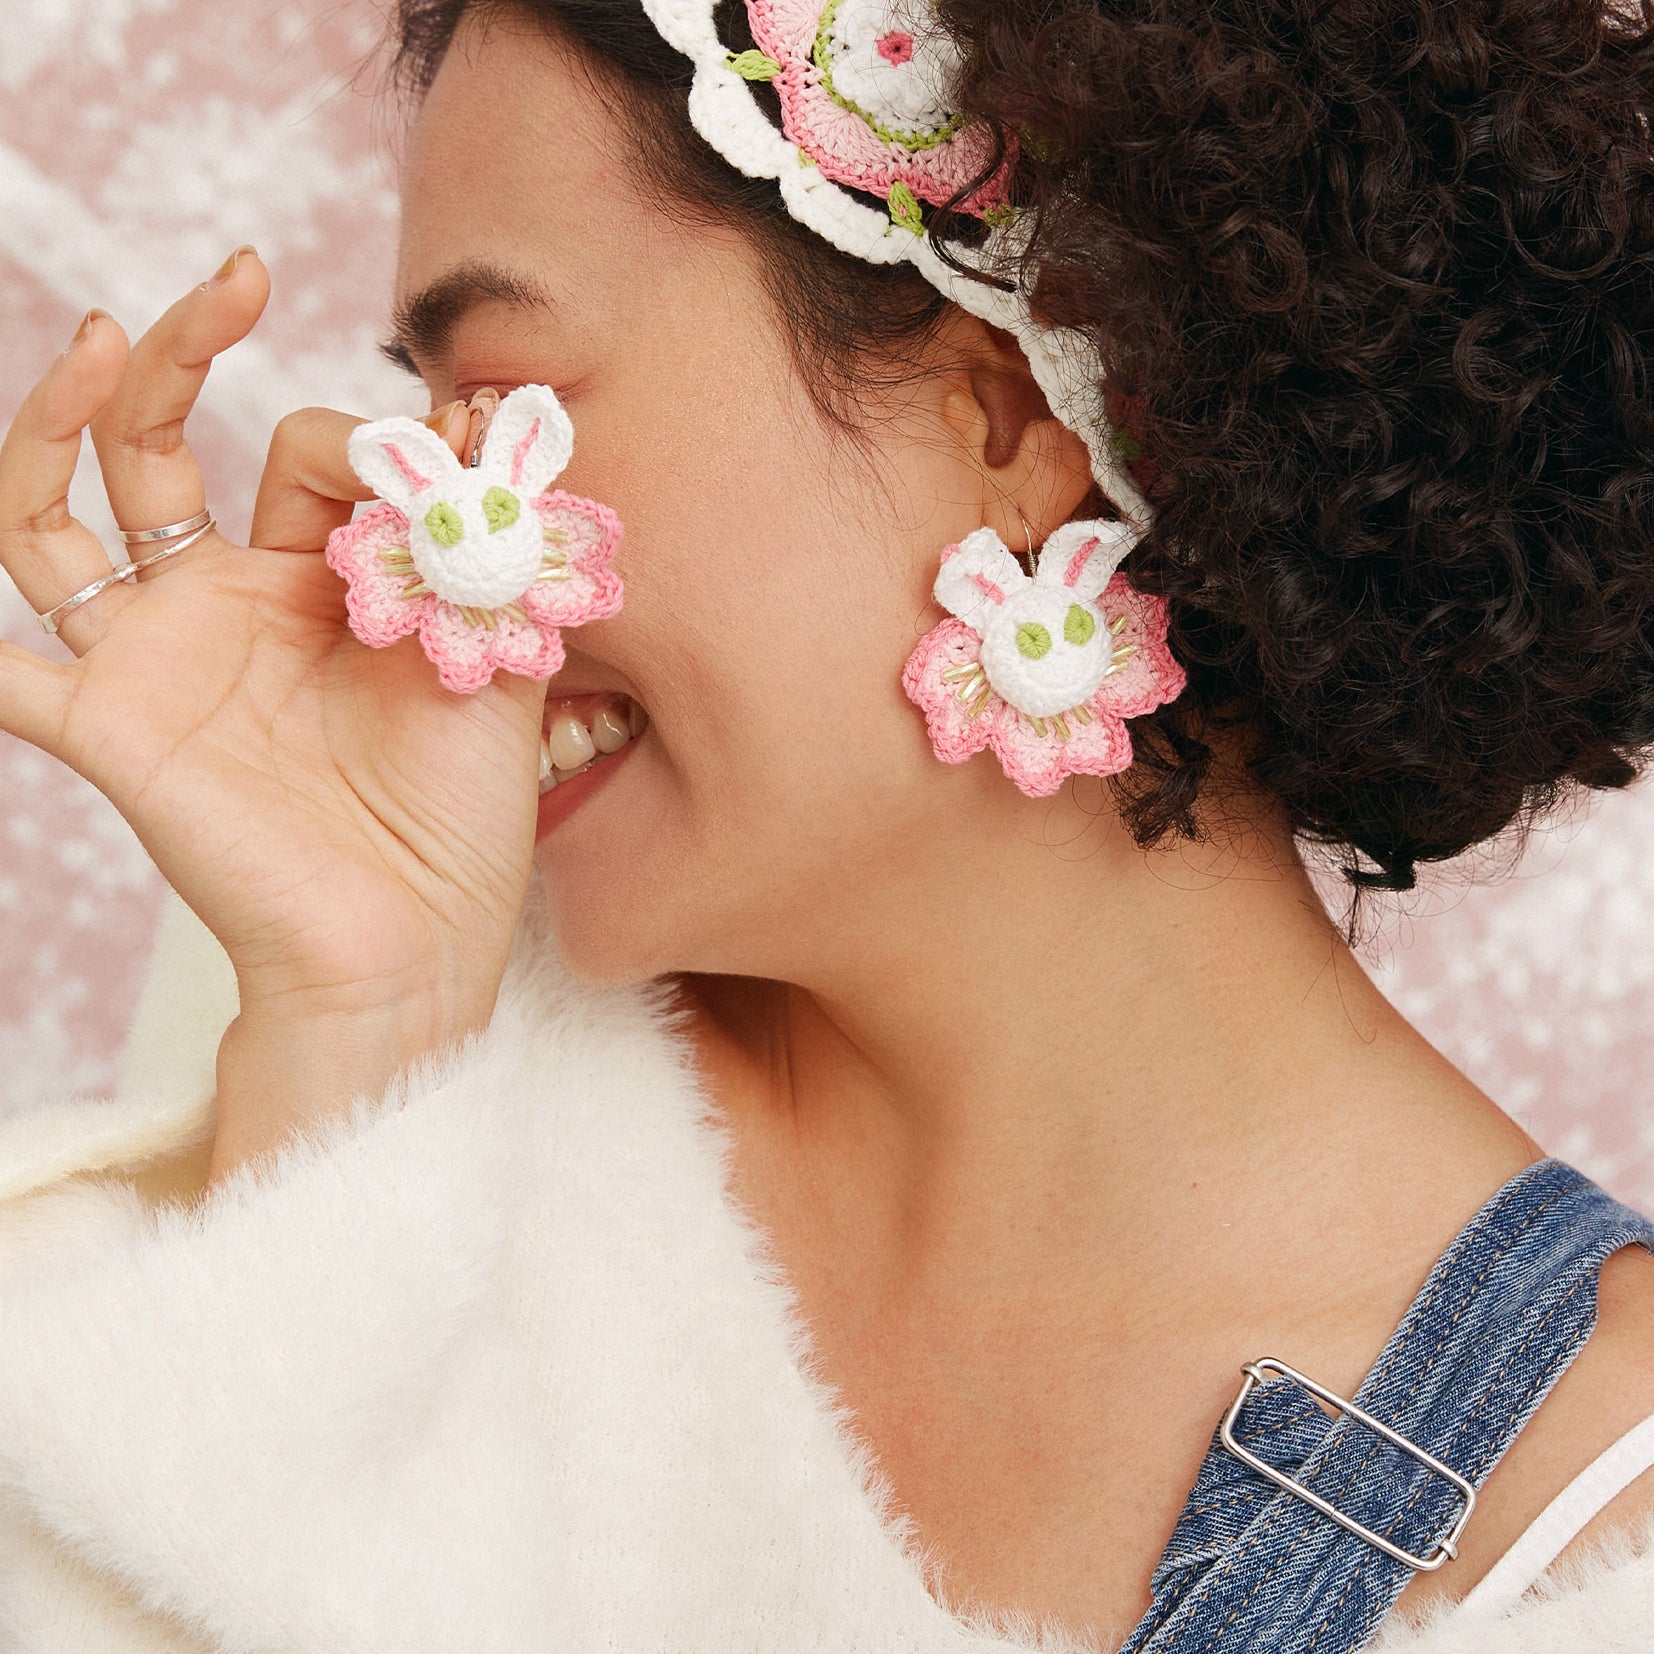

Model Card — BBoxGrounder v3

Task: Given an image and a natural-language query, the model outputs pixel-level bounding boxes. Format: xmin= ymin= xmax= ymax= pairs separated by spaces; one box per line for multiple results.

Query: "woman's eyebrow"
xmin=377 ymin=259 xmax=558 ymax=375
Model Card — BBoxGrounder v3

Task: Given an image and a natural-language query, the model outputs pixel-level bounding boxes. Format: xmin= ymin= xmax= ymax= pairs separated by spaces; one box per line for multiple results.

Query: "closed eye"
xmin=378 ymin=337 xmax=422 ymax=379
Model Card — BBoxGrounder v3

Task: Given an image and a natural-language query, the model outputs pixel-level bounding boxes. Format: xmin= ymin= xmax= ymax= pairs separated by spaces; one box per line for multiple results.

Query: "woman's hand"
xmin=0 ymin=252 xmax=548 ymax=1175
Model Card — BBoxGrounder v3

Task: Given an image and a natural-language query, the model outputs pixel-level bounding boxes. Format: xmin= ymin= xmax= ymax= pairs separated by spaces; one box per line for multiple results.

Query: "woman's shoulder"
xmin=1384 ymin=1236 xmax=1654 ymax=1643
xmin=1519 ymin=1245 xmax=1654 ymax=1600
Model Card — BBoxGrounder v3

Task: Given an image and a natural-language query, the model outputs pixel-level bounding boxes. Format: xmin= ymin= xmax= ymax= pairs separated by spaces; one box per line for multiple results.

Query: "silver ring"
xmin=122 ymin=518 xmax=217 ymax=576
xmin=38 ymin=517 xmax=218 ymax=636
xmin=117 ymin=507 xmax=212 ymax=546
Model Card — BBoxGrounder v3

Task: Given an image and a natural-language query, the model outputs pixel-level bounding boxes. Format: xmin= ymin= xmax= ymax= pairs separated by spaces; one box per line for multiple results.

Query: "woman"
xmin=0 ymin=0 xmax=1649 ymax=1648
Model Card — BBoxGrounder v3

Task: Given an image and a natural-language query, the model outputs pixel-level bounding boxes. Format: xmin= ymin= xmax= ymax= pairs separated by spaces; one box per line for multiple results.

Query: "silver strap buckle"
xmin=1219 ymin=1357 xmax=1476 ymax=1572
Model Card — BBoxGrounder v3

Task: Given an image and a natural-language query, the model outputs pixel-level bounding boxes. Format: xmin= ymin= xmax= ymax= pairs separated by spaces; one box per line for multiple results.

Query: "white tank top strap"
xmin=1453 ymin=1409 xmax=1654 ymax=1621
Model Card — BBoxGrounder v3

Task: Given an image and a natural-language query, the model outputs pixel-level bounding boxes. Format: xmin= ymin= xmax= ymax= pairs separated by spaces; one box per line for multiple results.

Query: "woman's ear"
xmin=936 ymin=317 xmax=1096 ymax=545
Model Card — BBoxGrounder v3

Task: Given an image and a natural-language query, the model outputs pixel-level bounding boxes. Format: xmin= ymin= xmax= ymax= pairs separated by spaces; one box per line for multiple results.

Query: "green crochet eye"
xmin=1015 ymin=620 xmax=1052 ymax=660
xmin=424 ymin=501 xmax=465 ymax=547
xmin=483 ymin=486 xmax=521 ymax=534
xmin=1064 ymin=603 xmax=1097 ymax=646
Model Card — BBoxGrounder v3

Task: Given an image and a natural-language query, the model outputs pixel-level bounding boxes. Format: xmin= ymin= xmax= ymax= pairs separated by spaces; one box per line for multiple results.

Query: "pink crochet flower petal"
xmin=750 ymin=0 xmax=816 ymax=57
xmin=1093 ymin=573 xmax=1187 ymax=720
xmin=986 ymin=701 xmax=1134 ymax=798
xmin=521 ymin=493 xmax=625 ymax=630
xmin=899 ymin=618 xmax=1001 ymax=765
xmin=482 ymin=611 xmax=568 ymax=680
xmin=750 ymin=0 xmax=1014 ymax=216
xmin=415 ymin=601 xmax=567 ymax=696
xmin=324 ymin=504 xmax=427 ymax=650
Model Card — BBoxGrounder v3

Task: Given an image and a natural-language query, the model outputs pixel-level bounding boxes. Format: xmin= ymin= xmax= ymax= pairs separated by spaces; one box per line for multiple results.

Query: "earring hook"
xmin=1015 ymin=508 xmax=1037 ymax=574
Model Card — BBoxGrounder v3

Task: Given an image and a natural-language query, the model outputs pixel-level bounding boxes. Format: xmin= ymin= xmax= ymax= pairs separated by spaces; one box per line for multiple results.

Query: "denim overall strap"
xmin=1120 ymin=1159 xmax=1654 ymax=1654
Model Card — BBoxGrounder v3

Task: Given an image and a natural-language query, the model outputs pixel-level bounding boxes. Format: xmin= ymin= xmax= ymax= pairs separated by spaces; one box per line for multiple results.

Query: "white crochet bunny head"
xmin=933 ymin=520 xmax=1140 ymax=719
xmin=346 ymin=385 xmax=575 ymax=612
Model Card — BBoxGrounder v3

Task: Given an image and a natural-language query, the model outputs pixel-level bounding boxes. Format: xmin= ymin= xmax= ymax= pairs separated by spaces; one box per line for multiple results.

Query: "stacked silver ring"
xmin=38 ymin=508 xmax=218 ymax=636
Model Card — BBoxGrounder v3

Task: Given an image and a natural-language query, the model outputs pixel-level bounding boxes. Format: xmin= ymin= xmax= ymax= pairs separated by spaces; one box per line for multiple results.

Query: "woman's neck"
xmin=675 ymin=792 xmax=1547 ymax=1638
xmin=683 ymin=792 xmax=1534 ymax=1286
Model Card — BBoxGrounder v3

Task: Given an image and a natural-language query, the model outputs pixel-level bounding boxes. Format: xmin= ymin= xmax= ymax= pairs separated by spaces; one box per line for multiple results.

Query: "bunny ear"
xmin=932 ymin=528 xmax=1029 ymax=630
xmin=478 ymin=384 xmax=574 ymax=495
xmin=347 ymin=417 xmax=463 ymax=511
xmin=1035 ymin=519 xmax=1141 ymax=603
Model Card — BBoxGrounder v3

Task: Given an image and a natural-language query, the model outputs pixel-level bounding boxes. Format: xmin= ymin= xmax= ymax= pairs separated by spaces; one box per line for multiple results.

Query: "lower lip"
xmin=534 ymin=733 xmax=640 ymax=840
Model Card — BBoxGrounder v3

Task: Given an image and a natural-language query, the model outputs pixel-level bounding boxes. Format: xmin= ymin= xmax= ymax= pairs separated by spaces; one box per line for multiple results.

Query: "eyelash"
xmin=378 ymin=339 xmax=421 ymax=378
xmin=375 ymin=338 xmax=557 ymax=412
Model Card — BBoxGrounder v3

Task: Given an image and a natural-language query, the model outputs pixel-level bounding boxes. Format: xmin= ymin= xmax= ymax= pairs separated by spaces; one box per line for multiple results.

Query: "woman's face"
xmin=393 ymin=12 xmax=1094 ymax=985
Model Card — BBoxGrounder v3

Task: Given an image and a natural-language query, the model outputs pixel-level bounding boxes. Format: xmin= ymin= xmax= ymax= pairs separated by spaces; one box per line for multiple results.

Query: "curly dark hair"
xmin=391 ymin=0 xmax=1654 ymax=917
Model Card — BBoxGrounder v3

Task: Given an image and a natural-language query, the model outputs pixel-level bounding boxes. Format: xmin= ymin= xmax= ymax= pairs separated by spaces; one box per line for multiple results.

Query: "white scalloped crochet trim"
xmin=638 ymin=0 xmax=1155 ymax=533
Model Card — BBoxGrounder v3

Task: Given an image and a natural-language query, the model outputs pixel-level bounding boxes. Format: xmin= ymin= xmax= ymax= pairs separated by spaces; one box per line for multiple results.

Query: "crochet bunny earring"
xmin=901 ymin=519 xmax=1186 ymax=797
xmin=325 ymin=384 xmax=623 ymax=694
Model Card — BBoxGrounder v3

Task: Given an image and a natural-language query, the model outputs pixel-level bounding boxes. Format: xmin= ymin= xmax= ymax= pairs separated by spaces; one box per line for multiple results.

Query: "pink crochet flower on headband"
xmin=325 ymin=385 xmax=622 ymax=695
xmin=901 ymin=521 xmax=1186 ymax=798
xmin=738 ymin=0 xmax=1014 ymax=229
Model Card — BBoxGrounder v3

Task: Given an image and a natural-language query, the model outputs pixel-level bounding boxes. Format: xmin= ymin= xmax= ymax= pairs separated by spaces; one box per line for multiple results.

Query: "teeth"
xmin=538 ymin=697 xmax=649 ymax=797
xmin=547 ymin=712 xmax=597 ymax=772
xmin=591 ymin=708 xmax=631 ymax=754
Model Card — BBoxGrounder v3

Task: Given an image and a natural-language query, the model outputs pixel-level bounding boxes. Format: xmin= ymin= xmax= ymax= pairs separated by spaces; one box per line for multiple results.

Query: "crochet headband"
xmin=637 ymin=0 xmax=1154 ymax=534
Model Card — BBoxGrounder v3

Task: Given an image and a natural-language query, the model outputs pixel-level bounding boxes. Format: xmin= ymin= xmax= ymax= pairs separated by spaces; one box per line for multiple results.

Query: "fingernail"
xmin=65 ymin=307 xmax=110 ymax=351
xmin=208 ymin=244 xmax=258 ymax=286
xmin=421 ymin=400 xmax=466 ymax=440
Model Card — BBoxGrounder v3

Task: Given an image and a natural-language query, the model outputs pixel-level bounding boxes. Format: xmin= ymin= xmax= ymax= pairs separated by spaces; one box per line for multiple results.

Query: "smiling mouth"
xmin=539 ymin=692 xmax=649 ymax=794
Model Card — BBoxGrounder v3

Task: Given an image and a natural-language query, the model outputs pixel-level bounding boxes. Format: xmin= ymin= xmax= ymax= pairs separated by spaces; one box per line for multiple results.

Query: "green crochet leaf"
xmin=1016 ymin=123 xmax=1057 ymax=163
xmin=1110 ymin=427 xmax=1144 ymax=464
xmin=887 ymin=182 xmax=924 ymax=235
xmin=727 ymin=49 xmax=782 ymax=81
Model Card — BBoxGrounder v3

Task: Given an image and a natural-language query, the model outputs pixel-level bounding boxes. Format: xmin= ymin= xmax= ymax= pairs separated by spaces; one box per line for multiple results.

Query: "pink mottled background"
xmin=1 ymin=1 xmax=1651 ymax=1207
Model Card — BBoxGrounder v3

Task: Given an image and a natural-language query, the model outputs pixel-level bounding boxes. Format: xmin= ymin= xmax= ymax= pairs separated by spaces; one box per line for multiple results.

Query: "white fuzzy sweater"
xmin=0 ymin=891 xmax=1648 ymax=1654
